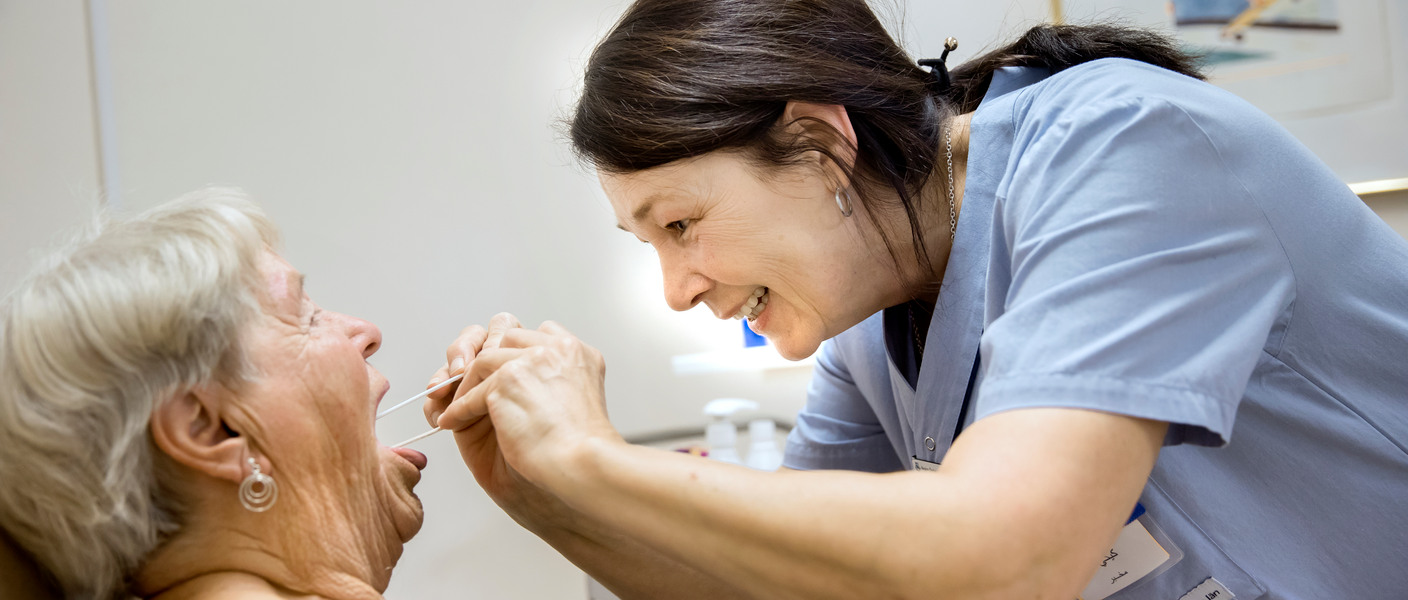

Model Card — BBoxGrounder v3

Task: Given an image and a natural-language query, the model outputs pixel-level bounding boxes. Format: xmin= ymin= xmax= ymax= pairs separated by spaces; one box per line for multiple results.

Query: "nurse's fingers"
xmin=535 ymin=321 xmax=605 ymax=372
xmin=464 ymin=347 xmax=526 ymax=389
xmin=448 ymin=315 xmax=520 ymax=407
xmin=438 ymin=348 xmax=525 ymax=430
xmin=537 ymin=320 xmax=575 ymax=337
xmin=482 ymin=312 xmax=523 ymax=352
xmin=429 ymin=324 xmax=487 ymax=400
xmin=497 ymin=327 xmax=554 ymax=349
xmin=423 ymin=324 xmax=487 ymax=426
xmin=422 ymin=365 xmax=453 ymax=427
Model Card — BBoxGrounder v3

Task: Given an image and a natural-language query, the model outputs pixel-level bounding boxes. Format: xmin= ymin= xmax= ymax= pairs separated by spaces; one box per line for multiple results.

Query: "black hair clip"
xmin=918 ymin=37 xmax=959 ymax=91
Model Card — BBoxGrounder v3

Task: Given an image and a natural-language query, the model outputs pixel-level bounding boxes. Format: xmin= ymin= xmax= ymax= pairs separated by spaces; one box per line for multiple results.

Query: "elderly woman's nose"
xmin=335 ymin=312 xmax=383 ymax=358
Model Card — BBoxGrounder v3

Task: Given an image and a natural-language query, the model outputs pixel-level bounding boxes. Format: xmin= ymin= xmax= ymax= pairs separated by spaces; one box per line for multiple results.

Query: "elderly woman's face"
xmin=603 ymin=151 xmax=908 ymax=359
xmin=233 ymin=252 xmax=424 ymax=562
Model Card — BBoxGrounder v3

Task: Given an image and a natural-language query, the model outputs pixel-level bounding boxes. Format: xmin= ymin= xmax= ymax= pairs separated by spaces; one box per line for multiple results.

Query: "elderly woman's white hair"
xmin=0 ymin=188 xmax=279 ymax=598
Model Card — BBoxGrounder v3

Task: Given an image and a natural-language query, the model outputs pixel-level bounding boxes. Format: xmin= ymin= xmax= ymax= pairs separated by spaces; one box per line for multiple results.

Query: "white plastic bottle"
xmin=703 ymin=398 xmax=758 ymax=465
xmin=745 ymin=418 xmax=784 ymax=471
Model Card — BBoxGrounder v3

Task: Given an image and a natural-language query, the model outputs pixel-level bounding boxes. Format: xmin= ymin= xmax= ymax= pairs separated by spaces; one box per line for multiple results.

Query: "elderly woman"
xmin=0 ymin=189 xmax=427 ymax=599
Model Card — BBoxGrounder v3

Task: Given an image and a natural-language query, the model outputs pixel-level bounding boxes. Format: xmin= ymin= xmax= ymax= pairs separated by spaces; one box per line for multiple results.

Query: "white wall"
xmin=1 ymin=1 xmax=1404 ymax=599
xmin=0 ymin=1 xmax=103 ymax=294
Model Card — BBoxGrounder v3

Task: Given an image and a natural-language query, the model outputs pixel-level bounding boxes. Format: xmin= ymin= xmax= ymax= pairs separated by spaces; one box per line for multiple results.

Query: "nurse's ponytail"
xmin=568 ymin=0 xmax=1202 ymax=279
xmin=944 ymin=23 xmax=1204 ymax=113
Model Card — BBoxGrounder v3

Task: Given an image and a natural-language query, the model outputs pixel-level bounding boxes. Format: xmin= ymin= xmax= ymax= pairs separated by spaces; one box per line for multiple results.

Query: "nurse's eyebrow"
xmin=617 ymin=193 xmax=666 ymax=231
xmin=632 ymin=196 xmax=660 ymax=223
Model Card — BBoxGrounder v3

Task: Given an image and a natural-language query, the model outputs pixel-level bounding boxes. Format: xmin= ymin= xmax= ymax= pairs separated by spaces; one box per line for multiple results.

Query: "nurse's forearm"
xmin=479 ymin=458 xmax=751 ymax=599
xmin=530 ymin=514 xmax=751 ymax=600
xmin=547 ymin=408 xmax=1165 ymax=600
xmin=560 ymin=445 xmax=967 ymax=599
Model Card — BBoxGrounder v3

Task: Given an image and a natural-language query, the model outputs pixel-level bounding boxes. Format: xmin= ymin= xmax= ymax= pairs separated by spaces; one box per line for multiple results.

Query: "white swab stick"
xmin=377 ymin=373 xmax=464 ymax=420
xmin=393 ymin=427 xmax=442 ymax=448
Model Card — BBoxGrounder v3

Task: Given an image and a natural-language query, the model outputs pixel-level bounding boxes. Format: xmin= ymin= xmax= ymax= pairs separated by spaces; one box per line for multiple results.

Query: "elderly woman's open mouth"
xmin=378 ymin=384 xmax=431 ymax=471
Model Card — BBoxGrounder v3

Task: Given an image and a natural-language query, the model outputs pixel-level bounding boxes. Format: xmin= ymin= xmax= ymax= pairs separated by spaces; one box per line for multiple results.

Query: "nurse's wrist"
xmin=491 ymin=471 xmax=593 ymax=539
xmin=510 ymin=498 xmax=584 ymax=539
xmin=547 ymin=434 xmax=622 ymax=498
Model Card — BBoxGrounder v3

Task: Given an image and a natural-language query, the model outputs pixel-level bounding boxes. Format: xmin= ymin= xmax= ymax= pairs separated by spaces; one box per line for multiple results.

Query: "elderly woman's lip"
xmin=374 ymin=380 xmax=391 ymax=408
xmin=391 ymin=446 xmax=428 ymax=470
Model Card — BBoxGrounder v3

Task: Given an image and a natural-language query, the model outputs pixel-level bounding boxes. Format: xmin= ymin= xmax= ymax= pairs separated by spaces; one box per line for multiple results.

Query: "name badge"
xmin=1077 ymin=511 xmax=1172 ymax=600
xmin=911 ymin=456 xmax=941 ymax=471
xmin=1179 ymin=577 xmax=1234 ymax=600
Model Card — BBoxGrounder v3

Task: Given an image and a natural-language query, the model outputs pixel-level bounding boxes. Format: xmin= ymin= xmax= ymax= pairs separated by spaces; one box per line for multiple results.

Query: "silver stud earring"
xmin=239 ymin=457 xmax=278 ymax=512
xmin=834 ymin=186 xmax=854 ymax=217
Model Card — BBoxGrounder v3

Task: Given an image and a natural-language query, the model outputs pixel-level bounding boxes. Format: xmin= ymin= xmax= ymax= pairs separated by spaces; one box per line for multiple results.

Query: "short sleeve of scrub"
xmin=977 ymin=96 xmax=1296 ymax=447
xmin=784 ymin=335 xmax=906 ymax=472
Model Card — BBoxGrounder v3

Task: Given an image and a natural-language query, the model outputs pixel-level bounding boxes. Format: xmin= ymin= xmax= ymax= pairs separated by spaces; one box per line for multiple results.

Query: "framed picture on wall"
xmin=1067 ymin=0 xmax=1393 ymax=118
xmin=1172 ymin=0 xmax=1391 ymax=118
xmin=1058 ymin=0 xmax=1405 ymax=184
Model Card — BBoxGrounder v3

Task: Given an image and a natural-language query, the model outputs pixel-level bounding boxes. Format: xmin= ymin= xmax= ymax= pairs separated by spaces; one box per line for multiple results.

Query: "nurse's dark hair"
xmin=568 ymin=0 xmax=1203 ymax=283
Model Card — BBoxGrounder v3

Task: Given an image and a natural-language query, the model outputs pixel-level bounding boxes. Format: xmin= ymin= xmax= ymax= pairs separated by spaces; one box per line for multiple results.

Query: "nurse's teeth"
xmin=726 ymin=287 xmax=770 ymax=321
xmin=743 ymin=288 xmax=769 ymax=320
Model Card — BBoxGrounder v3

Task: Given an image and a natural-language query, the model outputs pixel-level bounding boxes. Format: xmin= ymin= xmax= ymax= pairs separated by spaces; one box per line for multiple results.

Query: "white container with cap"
xmin=703 ymin=398 xmax=758 ymax=465
xmin=745 ymin=418 xmax=784 ymax=471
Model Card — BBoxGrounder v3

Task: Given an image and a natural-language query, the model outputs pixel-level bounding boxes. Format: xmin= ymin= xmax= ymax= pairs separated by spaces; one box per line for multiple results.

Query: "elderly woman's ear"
xmin=149 ymin=385 xmax=253 ymax=485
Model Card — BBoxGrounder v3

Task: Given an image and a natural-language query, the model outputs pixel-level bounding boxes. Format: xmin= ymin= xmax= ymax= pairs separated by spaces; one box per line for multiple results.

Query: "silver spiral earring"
xmin=239 ymin=457 xmax=278 ymax=512
xmin=834 ymin=186 xmax=854 ymax=217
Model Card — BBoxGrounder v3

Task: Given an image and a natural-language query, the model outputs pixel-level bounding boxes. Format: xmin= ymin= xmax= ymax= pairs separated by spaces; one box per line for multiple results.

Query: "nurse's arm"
xmin=555 ymin=407 xmax=1166 ymax=599
xmin=524 ymin=505 xmax=753 ymax=599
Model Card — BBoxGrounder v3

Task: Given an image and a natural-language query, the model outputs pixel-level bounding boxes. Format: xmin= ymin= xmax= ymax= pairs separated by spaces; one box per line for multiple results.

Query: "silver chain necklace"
xmin=946 ymin=122 xmax=957 ymax=242
xmin=911 ymin=123 xmax=958 ymax=361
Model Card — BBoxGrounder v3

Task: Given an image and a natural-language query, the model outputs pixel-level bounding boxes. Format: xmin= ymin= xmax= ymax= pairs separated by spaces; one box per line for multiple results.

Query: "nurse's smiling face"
xmin=603 ymin=150 xmax=910 ymax=359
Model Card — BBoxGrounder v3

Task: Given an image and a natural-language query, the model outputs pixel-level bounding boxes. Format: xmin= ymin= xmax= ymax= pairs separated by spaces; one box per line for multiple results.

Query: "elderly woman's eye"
xmin=666 ymin=219 xmax=692 ymax=234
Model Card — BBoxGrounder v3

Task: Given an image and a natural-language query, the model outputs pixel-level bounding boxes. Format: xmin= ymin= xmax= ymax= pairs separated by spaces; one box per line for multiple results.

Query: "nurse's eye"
xmin=665 ymin=219 xmax=692 ymax=234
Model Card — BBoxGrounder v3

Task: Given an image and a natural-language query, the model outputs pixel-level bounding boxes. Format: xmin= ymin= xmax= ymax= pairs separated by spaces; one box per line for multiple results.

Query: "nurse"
xmin=428 ymin=1 xmax=1408 ymax=597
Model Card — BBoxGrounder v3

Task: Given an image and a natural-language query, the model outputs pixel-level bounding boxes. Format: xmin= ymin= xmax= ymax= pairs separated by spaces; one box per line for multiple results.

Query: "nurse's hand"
xmin=422 ymin=320 xmax=491 ymax=426
xmin=424 ymin=312 xmax=538 ymax=423
xmin=438 ymin=318 xmax=624 ymax=490
xmin=423 ymin=314 xmax=527 ymax=502
xmin=422 ymin=314 xmax=585 ymax=536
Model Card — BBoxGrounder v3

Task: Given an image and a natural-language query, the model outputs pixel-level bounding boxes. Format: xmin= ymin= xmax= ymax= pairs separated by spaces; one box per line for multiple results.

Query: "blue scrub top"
xmin=783 ymin=58 xmax=1408 ymax=598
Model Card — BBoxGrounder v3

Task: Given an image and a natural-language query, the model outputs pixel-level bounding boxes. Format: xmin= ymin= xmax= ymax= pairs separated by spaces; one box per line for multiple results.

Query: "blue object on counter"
xmin=743 ymin=320 xmax=767 ymax=347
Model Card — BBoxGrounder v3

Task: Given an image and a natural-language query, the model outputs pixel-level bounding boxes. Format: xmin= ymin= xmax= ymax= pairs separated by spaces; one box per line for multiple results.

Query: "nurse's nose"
xmin=661 ymin=251 xmax=711 ymax=312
